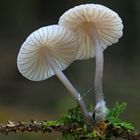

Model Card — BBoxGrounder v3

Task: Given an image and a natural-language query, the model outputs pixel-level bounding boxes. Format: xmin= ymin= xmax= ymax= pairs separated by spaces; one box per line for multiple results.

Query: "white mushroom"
xmin=17 ymin=25 xmax=93 ymax=125
xmin=59 ymin=4 xmax=123 ymax=122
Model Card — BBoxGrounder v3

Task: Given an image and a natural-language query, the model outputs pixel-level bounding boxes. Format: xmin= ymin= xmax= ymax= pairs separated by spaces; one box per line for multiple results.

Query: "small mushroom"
xmin=17 ymin=25 xmax=93 ymax=125
xmin=59 ymin=4 xmax=123 ymax=122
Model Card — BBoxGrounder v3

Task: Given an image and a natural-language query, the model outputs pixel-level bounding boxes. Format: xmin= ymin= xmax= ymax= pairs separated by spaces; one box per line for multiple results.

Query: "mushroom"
xmin=59 ymin=4 xmax=123 ymax=122
xmin=17 ymin=25 xmax=93 ymax=125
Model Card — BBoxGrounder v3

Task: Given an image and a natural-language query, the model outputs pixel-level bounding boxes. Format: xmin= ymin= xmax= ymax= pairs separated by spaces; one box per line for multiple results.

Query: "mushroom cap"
xmin=59 ymin=4 xmax=123 ymax=60
xmin=17 ymin=25 xmax=78 ymax=81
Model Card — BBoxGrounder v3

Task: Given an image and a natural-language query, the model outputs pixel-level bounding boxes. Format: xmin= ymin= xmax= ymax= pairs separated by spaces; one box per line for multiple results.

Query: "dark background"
xmin=0 ymin=0 xmax=140 ymax=139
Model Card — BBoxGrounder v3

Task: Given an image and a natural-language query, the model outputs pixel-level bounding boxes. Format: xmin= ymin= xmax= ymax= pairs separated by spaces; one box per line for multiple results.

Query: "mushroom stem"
xmin=94 ymin=33 xmax=104 ymax=104
xmin=92 ymin=29 xmax=107 ymax=122
xmin=89 ymin=27 xmax=105 ymax=104
xmin=46 ymin=54 xmax=93 ymax=125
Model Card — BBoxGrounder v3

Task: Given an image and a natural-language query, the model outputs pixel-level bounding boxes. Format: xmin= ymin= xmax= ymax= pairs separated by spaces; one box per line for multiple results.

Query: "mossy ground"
xmin=42 ymin=102 xmax=136 ymax=140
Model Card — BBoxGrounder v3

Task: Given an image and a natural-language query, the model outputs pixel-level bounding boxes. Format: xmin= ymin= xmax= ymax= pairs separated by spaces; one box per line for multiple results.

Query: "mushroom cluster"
xmin=17 ymin=4 xmax=123 ymax=125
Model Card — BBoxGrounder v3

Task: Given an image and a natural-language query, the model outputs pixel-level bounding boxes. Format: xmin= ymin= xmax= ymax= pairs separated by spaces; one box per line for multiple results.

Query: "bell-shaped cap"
xmin=17 ymin=25 xmax=78 ymax=81
xmin=59 ymin=4 xmax=123 ymax=60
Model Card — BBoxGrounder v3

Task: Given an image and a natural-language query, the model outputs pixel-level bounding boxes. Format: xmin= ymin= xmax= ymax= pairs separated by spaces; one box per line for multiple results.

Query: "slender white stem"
xmin=46 ymin=55 xmax=93 ymax=125
xmin=94 ymin=33 xmax=104 ymax=104
xmin=91 ymin=27 xmax=107 ymax=122
xmin=88 ymin=25 xmax=104 ymax=104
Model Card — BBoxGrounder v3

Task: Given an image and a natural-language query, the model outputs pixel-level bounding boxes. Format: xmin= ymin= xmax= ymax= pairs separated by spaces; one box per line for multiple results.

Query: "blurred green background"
xmin=0 ymin=0 xmax=140 ymax=139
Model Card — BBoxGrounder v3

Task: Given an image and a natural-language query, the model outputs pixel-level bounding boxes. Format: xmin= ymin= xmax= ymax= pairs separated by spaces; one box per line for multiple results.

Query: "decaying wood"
xmin=0 ymin=120 xmax=139 ymax=140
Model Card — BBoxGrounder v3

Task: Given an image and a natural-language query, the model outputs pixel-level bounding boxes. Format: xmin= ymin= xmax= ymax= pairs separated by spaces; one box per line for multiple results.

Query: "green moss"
xmin=86 ymin=130 xmax=97 ymax=138
xmin=42 ymin=120 xmax=61 ymax=132
xmin=58 ymin=106 xmax=85 ymax=125
xmin=42 ymin=102 xmax=136 ymax=139
xmin=106 ymin=102 xmax=135 ymax=132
